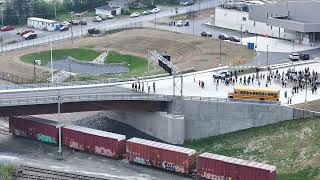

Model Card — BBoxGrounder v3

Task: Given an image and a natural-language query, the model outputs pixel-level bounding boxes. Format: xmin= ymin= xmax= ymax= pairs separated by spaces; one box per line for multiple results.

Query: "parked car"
xmin=79 ymin=20 xmax=87 ymax=25
xmin=70 ymin=20 xmax=80 ymax=25
xmin=0 ymin=25 xmax=15 ymax=31
xmin=88 ymin=28 xmax=101 ymax=35
xmin=130 ymin=12 xmax=141 ymax=18
xmin=17 ymin=29 xmax=34 ymax=36
xmin=229 ymin=36 xmax=240 ymax=42
xmin=106 ymin=14 xmax=114 ymax=19
xmin=212 ymin=70 xmax=231 ymax=79
xmin=218 ymin=34 xmax=230 ymax=40
xmin=201 ymin=31 xmax=212 ymax=37
xmin=59 ymin=25 xmax=69 ymax=31
xmin=299 ymin=53 xmax=310 ymax=60
xmin=142 ymin=10 xmax=152 ymax=15
xmin=289 ymin=53 xmax=299 ymax=61
xmin=180 ymin=1 xmax=194 ymax=6
xmin=93 ymin=16 xmax=103 ymax=22
xmin=98 ymin=14 xmax=109 ymax=20
xmin=176 ymin=20 xmax=184 ymax=27
xmin=63 ymin=21 xmax=71 ymax=27
xmin=151 ymin=8 xmax=160 ymax=13
xmin=24 ymin=33 xmax=37 ymax=40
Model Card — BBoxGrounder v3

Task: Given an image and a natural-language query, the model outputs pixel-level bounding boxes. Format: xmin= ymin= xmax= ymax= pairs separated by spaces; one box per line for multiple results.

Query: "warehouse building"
xmin=27 ymin=17 xmax=61 ymax=32
xmin=212 ymin=1 xmax=320 ymax=45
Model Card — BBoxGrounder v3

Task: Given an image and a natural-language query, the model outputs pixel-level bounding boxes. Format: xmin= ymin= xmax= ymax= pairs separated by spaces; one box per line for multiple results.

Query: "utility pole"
xmin=154 ymin=12 xmax=156 ymax=29
xmin=292 ymin=40 xmax=295 ymax=52
xmin=0 ymin=7 xmax=3 ymax=27
xmin=192 ymin=5 xmax=195 ymax=36
xmin=70 ymin=12 xmax=73 ymax=44
xmin=54 ymin=1 xmax=57 ymax=20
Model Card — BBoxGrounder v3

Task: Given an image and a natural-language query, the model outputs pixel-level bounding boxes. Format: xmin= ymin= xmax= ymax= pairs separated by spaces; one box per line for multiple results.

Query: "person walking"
xmin=153 ymin=82 xmax=156 ymax=93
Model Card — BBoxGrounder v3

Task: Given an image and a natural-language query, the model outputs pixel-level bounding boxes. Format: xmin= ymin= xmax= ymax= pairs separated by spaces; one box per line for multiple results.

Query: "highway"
xmin=0 ymin=0 xmax=216 ymax=53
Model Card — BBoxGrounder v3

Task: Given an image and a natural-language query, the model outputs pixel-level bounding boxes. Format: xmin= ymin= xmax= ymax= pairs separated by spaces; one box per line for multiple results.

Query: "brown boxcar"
xmin=197 ymin=152 xmax=276 ymax=180
xmin=126 ymin=137 xmax=196 ymax=174
xmin=63 ymin=125 xmax=126 ymax=158
xmin=9 ymin=116 xmax=59 ymax=145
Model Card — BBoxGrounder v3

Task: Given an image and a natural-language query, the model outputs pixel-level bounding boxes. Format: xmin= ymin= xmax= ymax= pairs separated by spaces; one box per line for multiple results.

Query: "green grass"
xmin=184 ymin=117 xmax=320 ymax=180
xmin=106 ymin=51 xmax=148 ymax=76
xmin=0 ymin=163 xmax=17 ymax=180
xmin=20 ymin=48 xmax=101 ymax=66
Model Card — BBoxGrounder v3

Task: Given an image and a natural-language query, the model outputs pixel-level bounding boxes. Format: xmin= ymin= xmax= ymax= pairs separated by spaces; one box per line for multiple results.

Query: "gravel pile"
xmin=74 ymin=112 xmax=165 ymax=143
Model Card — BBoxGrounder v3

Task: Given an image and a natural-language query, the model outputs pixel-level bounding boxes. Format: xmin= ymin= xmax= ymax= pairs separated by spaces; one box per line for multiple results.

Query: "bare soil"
xmin=0 ymin=28 xmax=255 ymax=79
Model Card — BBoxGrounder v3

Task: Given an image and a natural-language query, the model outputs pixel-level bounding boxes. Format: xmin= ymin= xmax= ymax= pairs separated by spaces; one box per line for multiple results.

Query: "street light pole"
xmin=266 ymin=45 xmax=269 ymax=67
xmin=240 ymin=24 xmax=243 ymax=44
xmin=50 ymin=42 xmax=54 ymax=83
xmin=219 ymin=39 xmax=222 ymax=65
xmin=292 ymin=40 xmax=295 ymax=52
xmin=33 ymin=58 xmax=36 ymax=83
xmin=57 ymin=90 xmax=62 ymax=157
xmin=154 ymin=12 xmax=156 ymax=29
xmin=0 ymin=8 xmax=3 ymax=27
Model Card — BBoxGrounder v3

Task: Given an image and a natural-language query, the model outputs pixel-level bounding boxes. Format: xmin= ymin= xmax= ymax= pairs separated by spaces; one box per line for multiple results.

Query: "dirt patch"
xmin=1 ymin=28 xmax=255 ymax=79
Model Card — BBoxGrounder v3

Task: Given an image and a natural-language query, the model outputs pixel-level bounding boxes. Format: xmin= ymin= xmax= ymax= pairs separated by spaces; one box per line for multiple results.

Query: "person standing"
xmin=153 ymin=82 xmax=156 ymax=92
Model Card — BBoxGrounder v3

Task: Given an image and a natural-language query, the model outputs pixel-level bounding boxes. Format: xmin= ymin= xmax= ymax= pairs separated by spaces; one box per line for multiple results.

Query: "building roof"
xmin=96 ymin=5 xmax=121 ymax=11
xmin=28 ymin=17 xmax=59 ymax=24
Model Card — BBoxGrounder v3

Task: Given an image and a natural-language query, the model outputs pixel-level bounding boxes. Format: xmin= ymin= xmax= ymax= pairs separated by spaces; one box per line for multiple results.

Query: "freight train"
xmin=9 ymin=116 xmax=276 ymax=180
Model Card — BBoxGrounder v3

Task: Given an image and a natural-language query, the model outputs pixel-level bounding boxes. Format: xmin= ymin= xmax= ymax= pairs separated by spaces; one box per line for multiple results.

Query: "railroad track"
xmin=17 ymin=165 xmax=111 ymax=180
xmin=0 ymin=127 xmax=11 ymax=136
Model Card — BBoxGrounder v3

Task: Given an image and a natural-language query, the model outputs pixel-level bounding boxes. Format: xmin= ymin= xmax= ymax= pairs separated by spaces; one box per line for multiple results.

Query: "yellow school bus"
xmin=228 ymin=87 xmax=280 ymax=101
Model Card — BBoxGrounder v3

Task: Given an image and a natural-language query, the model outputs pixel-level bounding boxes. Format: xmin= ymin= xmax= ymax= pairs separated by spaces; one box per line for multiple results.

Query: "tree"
xmin=13 ymin=0 xmax=33 ymax=24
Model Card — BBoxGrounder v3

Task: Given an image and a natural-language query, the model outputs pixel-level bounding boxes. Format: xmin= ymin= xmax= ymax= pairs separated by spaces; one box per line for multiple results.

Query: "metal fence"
xmin=0 ymin=21 xmax=143 ymax=53
xmin=0 ymin=72 xmax=33 ymax=84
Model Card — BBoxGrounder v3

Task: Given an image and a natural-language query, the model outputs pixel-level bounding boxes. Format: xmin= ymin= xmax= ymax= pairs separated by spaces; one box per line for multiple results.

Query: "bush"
xmin=0 ymin=163 xmax=17 ymax=180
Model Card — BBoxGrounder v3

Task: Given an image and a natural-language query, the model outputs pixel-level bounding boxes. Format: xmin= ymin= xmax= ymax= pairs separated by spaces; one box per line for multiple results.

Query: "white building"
xmin=95 ymin=5 xmax=121 ymax=16
xmin=27 ymin=17 xmax=61 ymax=32
xmin=213 ymin=7 xmax=296 ymax=41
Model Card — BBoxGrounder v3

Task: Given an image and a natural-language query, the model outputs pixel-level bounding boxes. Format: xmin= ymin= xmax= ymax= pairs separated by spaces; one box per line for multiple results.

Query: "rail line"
xmin=17 ymin=165 xmax=112 ymax=180
xmin=0 ymin=127 xmax=11 ymax=136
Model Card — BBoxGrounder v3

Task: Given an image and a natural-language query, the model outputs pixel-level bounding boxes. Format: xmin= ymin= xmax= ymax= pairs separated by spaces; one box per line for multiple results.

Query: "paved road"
xmin=0 ymin=0 xmax=216 ymax=53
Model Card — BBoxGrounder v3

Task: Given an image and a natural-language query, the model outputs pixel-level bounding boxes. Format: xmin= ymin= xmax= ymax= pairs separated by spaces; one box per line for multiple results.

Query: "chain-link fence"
xmin=0 ymin=72 xmax=33 ymax=84
xmin=0 ymin=21 xmax=143 ymax=53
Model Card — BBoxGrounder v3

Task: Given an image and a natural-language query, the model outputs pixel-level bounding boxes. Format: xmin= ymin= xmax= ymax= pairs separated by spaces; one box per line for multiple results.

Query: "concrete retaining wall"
xmin=104 ymin=99 xmax=319 ymax=144
xmin=104 ymin=111 xmax=185 ymax=144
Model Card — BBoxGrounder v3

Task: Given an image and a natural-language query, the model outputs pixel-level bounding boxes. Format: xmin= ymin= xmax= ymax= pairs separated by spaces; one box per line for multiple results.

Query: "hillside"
xmin=185 ymin=117 xmax=320 ymax=180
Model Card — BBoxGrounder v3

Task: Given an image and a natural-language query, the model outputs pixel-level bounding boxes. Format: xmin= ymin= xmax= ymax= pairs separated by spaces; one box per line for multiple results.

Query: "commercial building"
xmin=27 ymin=17 xmax=61 ymax=32
xmin=95 ymin=5 xmax=121 ymax=16
xmin=212 ymin=1 xmax=320 ymax=45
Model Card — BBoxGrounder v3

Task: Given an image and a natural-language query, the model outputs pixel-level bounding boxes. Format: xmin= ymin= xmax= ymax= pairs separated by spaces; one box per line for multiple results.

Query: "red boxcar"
xmin=197 ymin=152 xmax=276 ymax=180
xmin=9 ymin=116 xmax=59 ymax=145
xmin=126 ymin=137 xmax=196 ymax=174
xmin=63 ymin=125 xmax=126 ymax=158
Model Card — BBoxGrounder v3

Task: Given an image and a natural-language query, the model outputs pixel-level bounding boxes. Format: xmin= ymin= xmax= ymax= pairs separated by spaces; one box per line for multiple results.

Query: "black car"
xmin=218 ymin=34 xmax=230 ymax=40
xmin=201 ymin=31 xmax=212 ymax=37
xmin=299 ymin=53 xmax=310 ymax=60
xmin=79 ymin=20 xmax=87 ymax=25
xmin=24 ymin=33 xmax=37 ymax=40
xmin=229 ymin=36 xmax=240 ymax=42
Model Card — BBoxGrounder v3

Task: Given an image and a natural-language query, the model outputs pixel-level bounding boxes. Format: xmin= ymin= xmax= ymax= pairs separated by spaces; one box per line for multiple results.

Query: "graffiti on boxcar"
xmin=133 ymin=157 xmax=145 ymax=165
xmin=175 ymin=166 xmax=185 ymax=173
xmin=69 ymin=141 xmax=85 ymax=151
xmin=203 ymin=172 xmax=233 ymax=180
xmin=13 ymin=129 xmax=26 ymax=137
xmin=36 ymin=134 xmax=57 ymax=144
xmin=162 ymin=161 xmax=176 ymax=171
xmin=94 ymin=146 xmax=114 ymax=157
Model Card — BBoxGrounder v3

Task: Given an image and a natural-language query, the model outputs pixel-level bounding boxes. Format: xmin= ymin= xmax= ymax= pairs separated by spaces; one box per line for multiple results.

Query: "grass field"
xmin=20 ymin=48 xmax=101 ymax=66
xmin=185 ymin=117 xmax=320 ymax=180
xmin=106 ymin=51 xmax=148 ymax=76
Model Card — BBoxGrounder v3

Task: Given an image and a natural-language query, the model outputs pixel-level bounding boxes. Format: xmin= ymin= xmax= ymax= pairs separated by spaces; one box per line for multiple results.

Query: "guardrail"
xmin=0 ymin=93 xmax=171 ymax=107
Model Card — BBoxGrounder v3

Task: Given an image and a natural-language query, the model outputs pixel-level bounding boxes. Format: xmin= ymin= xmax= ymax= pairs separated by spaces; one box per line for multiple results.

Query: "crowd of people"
xmin=132 ymin=81 xmax=156 ymax=93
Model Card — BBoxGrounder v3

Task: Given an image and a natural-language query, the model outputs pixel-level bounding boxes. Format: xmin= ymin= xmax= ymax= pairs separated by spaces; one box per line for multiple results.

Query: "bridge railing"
xmin=0 ymin=93 xmax=171 ymax=106
xmin=183 ymin=96 xmax=281 ymax=105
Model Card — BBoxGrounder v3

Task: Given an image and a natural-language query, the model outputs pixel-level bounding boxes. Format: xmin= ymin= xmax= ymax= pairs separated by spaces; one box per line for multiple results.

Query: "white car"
xmin=142 ymin=10 xmax=151 ymax=15
xmin=93 ymin=16 xmax=102 ymax=22
xmin=106 ymin=14 xmax=114 ymax=19
xmin=130 ymin=12 xmax=141 ymax=18
xmin=151 ymin=8 xmax=160 ymax=13
xmin=176 ymin=20 xmax=184 ymax=27
xmin=63 ymin=21 xmax=71 ymax=27
xmin=289 ymin=53 xmax=299 ymax=61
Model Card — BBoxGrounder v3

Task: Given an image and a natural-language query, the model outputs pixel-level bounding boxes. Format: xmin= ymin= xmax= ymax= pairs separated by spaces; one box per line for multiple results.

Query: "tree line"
xmin=1 ymin=0 xmax=179 ymax=26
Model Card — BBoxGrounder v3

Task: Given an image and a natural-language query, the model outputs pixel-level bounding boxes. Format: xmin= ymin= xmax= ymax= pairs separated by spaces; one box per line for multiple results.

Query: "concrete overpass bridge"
xmin=0 ymin=83 xmax=172 ymax=117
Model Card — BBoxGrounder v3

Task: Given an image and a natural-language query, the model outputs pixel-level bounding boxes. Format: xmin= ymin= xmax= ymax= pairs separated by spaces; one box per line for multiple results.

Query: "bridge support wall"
xmin=104 ymin=111 xmax=185 ymax=144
